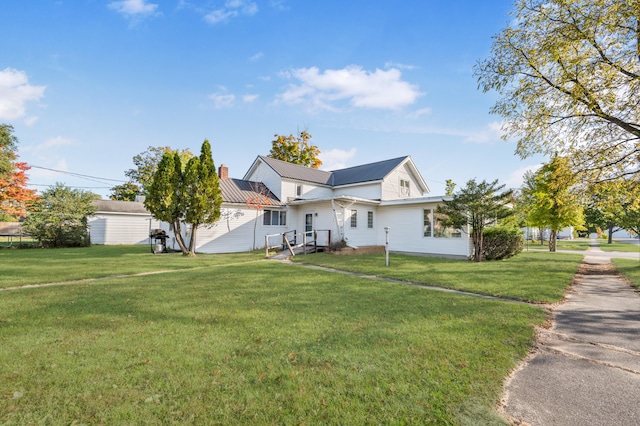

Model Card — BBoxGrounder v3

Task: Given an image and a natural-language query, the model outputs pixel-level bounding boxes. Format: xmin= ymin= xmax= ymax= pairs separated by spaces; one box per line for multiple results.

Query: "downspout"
xmin=331 ymin=198 xmax=343 ymax=242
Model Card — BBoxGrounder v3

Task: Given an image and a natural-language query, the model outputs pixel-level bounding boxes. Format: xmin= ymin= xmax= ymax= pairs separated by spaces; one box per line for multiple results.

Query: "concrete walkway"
xmin=502 ymin=242 xmax=640 ymax=425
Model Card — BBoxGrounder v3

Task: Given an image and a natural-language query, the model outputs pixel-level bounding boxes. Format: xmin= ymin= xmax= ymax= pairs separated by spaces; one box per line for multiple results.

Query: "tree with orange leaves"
xmin=0 ymin=124 xmax=38 ymax=220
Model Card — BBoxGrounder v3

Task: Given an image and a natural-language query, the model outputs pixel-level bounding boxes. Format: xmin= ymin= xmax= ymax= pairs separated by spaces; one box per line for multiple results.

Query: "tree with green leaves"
xmin=436 ymin=179 xmax=513 ymax=262
xmin=110 ymin=146 xmax=193 ymax=199
xmin=444 ymin=179 xmax=456 ymax=196
xmin=23 ymin=183 xmax=98 ymax=247
xmin=521 ymin=156 xmax=585 ymax=252
xmin=0 ymin=124 xmax=19 ymax=179
xmin=109 ymin=182 xmax=141 ymax=201
xmin=475 ymin=0 xmax=640 ymax=182
xmin=144 ymin=140 xmax=222 ymax=256
xmin=182 ymin=140 xmax=223 ymax=256
xmin=269 ymin=131 xmax=322 ymax=169
xmin=587 ymin=179 xmax=640 ymax=241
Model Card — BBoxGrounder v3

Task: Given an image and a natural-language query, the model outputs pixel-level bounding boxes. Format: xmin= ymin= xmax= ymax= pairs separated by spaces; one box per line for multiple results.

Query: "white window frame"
xmin=350 ymin=209 xmax=357 ymax=228
xmin=263 ymin=209 xmax=286 ymax=226
xmin=367 ymin=211 xmax=374 ymax=229
xmin=400 ymin=178 xmax=410 ymax=196
xmin=423 ymin=209 xmax=432 ymax=237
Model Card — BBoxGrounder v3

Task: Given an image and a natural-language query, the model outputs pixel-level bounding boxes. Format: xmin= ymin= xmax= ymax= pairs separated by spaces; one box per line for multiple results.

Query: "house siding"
xmin=333 ymin=183 xmax=381 ymax=200
xmin=381 ymin=163 xmax=425 ymax=200
xmin=194 ymin=206 xmax=287 ymax=253
xmin=88 ymin=213 xmax=157 ymax=245
xmin=377 ymin=204 xmax=472 ymax=258
xmin=245 ymin=162 xmax=284 ymax=200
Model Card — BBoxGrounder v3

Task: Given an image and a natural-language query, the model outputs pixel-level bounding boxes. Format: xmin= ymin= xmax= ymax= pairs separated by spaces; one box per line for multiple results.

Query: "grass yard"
xmin=0 ymin=245 xmax=264 ymax=288
xmin=0 ymin=247 xmax=557 ymax=424
xmin=294 ymin=251 xmax=583 ymax=304
xmin=599 ymin=241 xmax=640 ymax=253
xmin=612 ymin=258 xmax=640 ymax=289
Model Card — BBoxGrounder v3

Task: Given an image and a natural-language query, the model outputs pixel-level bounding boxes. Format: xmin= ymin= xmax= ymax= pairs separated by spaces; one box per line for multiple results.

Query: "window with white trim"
xmin=423 ymin=209 xmax=432 ymax=237
xmin=296 ymin=184 xmax=302 ymax=197
xmin=350 ymin=210 xmax=357 ymax=228
xmin=263 ymin=209 xmax=286 ymax=226
xmin=400 ymin=178 xmax=410 ymax=196
xmin=367 ymin=211 xmax=374 ymax=229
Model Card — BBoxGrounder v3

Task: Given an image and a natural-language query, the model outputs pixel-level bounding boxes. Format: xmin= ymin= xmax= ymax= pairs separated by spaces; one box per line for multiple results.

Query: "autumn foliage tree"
xmin=269 ymin=131 xmax=322 ymax=169
xmin=0 ymin=124 xmax=37 ymax=220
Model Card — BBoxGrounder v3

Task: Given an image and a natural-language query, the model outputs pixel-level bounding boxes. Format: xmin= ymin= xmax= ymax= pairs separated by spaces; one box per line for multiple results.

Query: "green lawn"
xmin=599 ymin=241 xmax=640 ymax=253
xmin=294 ymin=251 xmax=583 ymax=304
xmin=0 ymin=246 xmax=559 ymax=424
xmin=524 ymin=238 xmax=639 ymax=253
xmin=0 ymin=244 xmax=264 ymax=288
xmin=612 ymin=258 xmax=640 ymax=289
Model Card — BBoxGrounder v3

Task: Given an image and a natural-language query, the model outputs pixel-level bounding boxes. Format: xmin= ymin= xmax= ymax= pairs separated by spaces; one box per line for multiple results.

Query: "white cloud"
xmin=249 ymin=52 xmax=264 ymax=62
xmin=243 ymin=94 xmax=259 ymax=103
xmin=406 ymin=107 xmax=432 ymax=119
xmin=384 ymin=61 xmax=416 ymax=71
xmin=504 ymin=164 xmax=542 ymax=188
xmin=108 ymin=0 xmax=159 ymax=17
xmin=464 ymin=121 xmax=503 ymax=143
xmin=0 ymin=68 xmax=46 ymax=121
xmin=40 ymin=136 xmax=74 ymax=150
xmin=23 ymin=116 xmax=39 ymax=127
xmin=209 ymin=92 xmax=235 ymax=109
xmin=319 ymin=147 xmax=358 ymax=170
xmin=205 ymin=0 xmax=258 ymax=24
xmin=277 ymin=65 xmax=422 ymax=111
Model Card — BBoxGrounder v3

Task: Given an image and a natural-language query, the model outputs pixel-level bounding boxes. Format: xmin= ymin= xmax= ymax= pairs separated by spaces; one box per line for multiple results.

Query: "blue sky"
xmin=2 ymin=0 xmax=545 ymax=198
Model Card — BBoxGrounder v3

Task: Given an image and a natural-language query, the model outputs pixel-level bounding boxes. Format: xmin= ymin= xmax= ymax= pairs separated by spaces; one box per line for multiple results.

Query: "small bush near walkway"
xmin=482 ymin=227 xmax=523 ymax=260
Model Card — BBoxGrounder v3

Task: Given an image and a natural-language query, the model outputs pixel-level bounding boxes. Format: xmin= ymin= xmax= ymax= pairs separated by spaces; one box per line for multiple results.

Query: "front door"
xmin=305 ymin=213 xmax=313 ymax=233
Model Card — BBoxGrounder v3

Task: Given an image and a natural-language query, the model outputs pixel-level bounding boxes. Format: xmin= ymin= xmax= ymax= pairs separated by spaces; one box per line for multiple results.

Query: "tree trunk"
xmin=172 ymin=220 xmax=189 ymax=255
xmin=472 ymin=229 xmax=483 ymax=262
xmin=188 ymin=224 xmax=198 ymax=256
xmin=539 ymin=227 xmax=545 ymax=245
xmin=549 ymin=229 xmax=557 ymax=252
xmin=607 ymin=222 xmax=614 ymax=244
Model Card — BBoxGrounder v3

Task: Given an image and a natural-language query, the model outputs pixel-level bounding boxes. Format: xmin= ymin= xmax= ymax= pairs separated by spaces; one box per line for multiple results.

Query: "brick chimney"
xmin=218 ymin=164 xmax=228 ymax=180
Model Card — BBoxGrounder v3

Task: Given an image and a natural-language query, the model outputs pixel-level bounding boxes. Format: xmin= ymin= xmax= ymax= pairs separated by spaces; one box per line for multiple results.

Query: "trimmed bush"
xmin=482 ymin=226 xmax=523 ymax=260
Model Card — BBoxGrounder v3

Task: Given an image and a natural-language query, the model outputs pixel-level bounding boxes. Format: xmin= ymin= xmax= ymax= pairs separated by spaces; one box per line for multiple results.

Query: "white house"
xmin=89 ymin=155 xmax=473 ymax=258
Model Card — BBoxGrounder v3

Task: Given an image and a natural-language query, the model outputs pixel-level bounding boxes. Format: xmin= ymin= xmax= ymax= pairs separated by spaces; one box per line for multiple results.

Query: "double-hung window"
xmin=350 ymin=210 xmax=358 ymax=228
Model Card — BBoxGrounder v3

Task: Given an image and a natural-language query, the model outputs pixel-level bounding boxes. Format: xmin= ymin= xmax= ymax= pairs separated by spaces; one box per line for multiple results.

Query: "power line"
xmin=29 ymin=183 xmax=113 ymax=189
xmin=26 ymin=164 xmax=127 ymax=185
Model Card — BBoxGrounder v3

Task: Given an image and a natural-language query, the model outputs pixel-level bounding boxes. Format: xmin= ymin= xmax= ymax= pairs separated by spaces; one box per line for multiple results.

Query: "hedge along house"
xmin=89 ymin=156 xmax=472 ymax=258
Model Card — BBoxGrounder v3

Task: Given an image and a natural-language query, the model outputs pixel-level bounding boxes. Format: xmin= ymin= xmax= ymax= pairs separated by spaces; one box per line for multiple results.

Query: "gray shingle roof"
xmin=329 ymin=156 xmax=408 ymax=186
xmin=257 ymin=155 xmax=410 ymax=187
xmin=257 ymin=156 xmax=333 ymax=185
xmin=219 ymin=178 xmax=283 ymax=206
xmin=93 ymin=200 xmax=149 ymax=214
